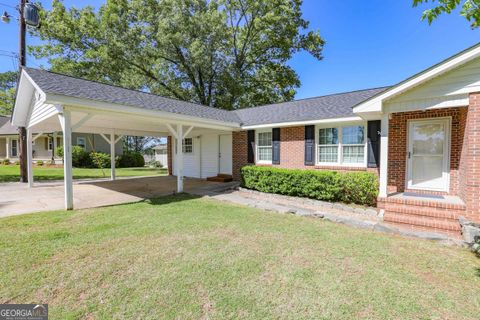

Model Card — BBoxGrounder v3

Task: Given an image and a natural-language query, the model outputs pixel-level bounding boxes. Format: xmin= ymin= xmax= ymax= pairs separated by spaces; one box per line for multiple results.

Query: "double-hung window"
xmin=318 ymin=128 xmax=338 ymax=163
xmin=317 ymin=124 xmax=365 ymax=165
xmin=182 ymin=138 xmax=193 ymax=153
xmin=342 ymin=126 xmax=365 ymax=164
xmin=257 ymin=131 xmax=272 ymax=163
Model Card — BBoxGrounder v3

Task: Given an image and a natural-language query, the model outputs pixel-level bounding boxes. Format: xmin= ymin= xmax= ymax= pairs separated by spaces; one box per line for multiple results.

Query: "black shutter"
xmin=304 ymin=125 xmax=315 ymax=166
xmin=247 ymin=130 xmax=255 ymax=163
xmin=367 ymin=120 xmax=381 ymax=168
xmin=272 ymin=128 xmax=280 ymax=164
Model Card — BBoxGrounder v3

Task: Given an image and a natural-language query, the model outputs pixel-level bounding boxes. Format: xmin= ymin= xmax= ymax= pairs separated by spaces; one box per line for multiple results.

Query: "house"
xmin=152 ymin=143 xmax=168 ymax=168
xmin=11 ymin=43 xmax=480 ymax=237
xmin=0 ymin=115 xmax=123 ymax=163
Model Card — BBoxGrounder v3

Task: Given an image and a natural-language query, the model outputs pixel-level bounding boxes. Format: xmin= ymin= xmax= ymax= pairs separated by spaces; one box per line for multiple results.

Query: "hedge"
xmin=241 ymin=166 xmax=378 ymax=206
xmin=56 ymin=147 xmax=145 ymax=169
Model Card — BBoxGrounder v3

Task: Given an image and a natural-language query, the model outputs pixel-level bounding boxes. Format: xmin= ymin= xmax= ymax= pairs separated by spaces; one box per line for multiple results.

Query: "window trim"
xmin=47 ymin=137 xmax=53 ymax=151
xmin=256 ymin=129 xmax=273 ymax=164
xmin=182 ymin=137 xmax=193 ymax=154
xmin=11 ymin=138 xmax=18 ymax=157
xmin=315 ymin=122 xmax=368 ymax=167
xmin=76 ymin=137 xmax=86 ymax=150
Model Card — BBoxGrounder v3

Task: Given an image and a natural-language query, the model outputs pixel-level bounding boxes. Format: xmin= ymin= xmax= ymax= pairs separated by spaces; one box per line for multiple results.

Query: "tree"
xmin=413 ymin=0 xmax=480 ymax=29
xmin=0 ymin=71 xmax=18 ymax=116
xmin=30 ymin=0 xmax=324 ymax=110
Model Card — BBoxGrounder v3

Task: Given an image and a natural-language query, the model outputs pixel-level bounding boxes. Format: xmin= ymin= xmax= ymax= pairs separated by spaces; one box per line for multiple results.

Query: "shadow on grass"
xmin=145 ymin=193 xmax=202 ymax=206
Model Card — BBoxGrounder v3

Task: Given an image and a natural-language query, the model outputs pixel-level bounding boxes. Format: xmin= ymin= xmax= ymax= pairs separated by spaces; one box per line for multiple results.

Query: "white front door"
xmin=219 ymin=134 xmax=232 ymax=175
xmin=407 ymin=118 xmax=450 ymax=192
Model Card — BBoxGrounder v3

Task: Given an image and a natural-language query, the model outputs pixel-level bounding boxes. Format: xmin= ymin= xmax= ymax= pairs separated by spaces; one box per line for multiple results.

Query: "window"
xmin=182 ymin=138 xmax=193 ymax=153
xmin=257 ymin=131 xmax=272 ymax=162
xmin=318 ymin=128 xmax=338 ymax=163
xmin=76 ymin=137 xmax=86 ymax=149
xmin=11 ymin=139 xmax=18 ymax=157
xmin=47 ymin=137 xmax=53 ymax=151
xmin=317 ymin=124 xmax=366 ymax=165
xmin=342 ymin=126 xmax=364 ymax=163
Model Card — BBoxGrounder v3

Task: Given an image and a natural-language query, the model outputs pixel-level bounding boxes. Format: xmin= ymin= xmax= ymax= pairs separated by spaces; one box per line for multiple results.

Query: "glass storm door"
xmin=407 ymin=119 xmax=450 ymax=192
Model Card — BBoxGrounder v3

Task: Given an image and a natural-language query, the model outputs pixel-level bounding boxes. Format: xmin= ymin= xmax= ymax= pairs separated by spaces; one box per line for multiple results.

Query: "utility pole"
xmin=18 ymin=0 xmax=27 ymax=183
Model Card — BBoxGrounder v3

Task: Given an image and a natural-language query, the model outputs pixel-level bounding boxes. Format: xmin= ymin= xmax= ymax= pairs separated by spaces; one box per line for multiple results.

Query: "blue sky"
xmin=0 ymin=0 xmax=478 ymax=99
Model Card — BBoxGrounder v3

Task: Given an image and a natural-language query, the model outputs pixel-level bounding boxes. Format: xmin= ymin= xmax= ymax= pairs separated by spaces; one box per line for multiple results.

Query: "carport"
xmin=12 ymin=68 xmax=240 ymax=210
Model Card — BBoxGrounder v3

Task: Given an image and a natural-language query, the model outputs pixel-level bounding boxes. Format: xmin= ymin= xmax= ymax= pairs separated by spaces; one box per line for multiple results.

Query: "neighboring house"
xmin=11 ymin=43 xmax=480 ymax=237
xmin=0 ymin=116 xmax=123 ymax=163
xmin=153 ymin=144 xmax=168 ymax=168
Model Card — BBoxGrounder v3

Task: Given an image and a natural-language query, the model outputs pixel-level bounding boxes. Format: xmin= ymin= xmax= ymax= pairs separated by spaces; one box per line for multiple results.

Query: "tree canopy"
xmin=0 ymin=71 xmax=17 ymax=116
xmin=413 ymin=0 xmax=480 ymax=28
xmin=31 ymin=0 xmax=324 ymax=110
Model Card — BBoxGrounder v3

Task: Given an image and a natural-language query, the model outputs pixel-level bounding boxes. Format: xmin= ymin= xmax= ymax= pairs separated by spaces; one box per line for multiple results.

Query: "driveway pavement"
xmin=0 ymin=176 xmax=238 ymax=218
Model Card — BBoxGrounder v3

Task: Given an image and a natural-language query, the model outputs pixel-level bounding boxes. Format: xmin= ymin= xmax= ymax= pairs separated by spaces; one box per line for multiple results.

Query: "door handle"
xmin=408 ymin=152 xmax=411 ymax=159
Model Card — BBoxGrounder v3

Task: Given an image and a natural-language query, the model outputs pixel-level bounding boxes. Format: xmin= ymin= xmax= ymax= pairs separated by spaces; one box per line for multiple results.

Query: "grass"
xmin=0 ymin=195 xmax=479 ymax=319
xmin=0 ymin=164 xmax=167 ymax=182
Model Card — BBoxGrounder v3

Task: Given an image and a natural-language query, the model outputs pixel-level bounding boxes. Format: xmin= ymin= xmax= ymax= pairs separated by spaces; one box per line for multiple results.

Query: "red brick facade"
xmin=387 ymin=107 xmax=468 ymax=195
xmin=231 ymin=126 xmax=378 ymax=181
xmin=461 ymin=93 xmax=480 ymax=223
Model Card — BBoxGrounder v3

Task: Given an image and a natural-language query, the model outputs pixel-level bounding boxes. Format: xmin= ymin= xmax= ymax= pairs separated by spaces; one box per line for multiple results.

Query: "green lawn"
xmin=0 ymin=195 xmax=479 ymax=319
xmin=0 ymin=165 xmax=167 ymax=182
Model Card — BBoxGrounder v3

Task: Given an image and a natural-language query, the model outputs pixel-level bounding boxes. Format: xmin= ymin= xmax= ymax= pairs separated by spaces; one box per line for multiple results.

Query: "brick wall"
xmin=167 ymin=136 xmax=173 ymax=176
xmin=387 ymin=107 xmax=467 ymax=195
xmin=232 ymin=131 xmax=248 ymax=181
xmin=231 ymin=126 xmax=378 ymax=181
xmin=461 ymin=93 xmax=480 ymax=223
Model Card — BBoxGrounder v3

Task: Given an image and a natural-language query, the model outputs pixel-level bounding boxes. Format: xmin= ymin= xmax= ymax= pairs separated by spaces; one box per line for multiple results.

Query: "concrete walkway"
xmin=0 ymin=176 xmax=238 ymax=218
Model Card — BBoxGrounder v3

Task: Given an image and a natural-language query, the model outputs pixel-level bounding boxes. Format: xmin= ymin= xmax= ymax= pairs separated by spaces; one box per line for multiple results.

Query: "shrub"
xmin=118 ymin=152 xmax=145 ymax=168
xmin=36 ymin=160 xmax=44 ymax=166
xmin=148 ymin=160 xmax=163 ymax=168
xmin=2 ymin=158 xmax=10 ymax=165
xmin=241 ymin=166 xmax=378 ymax=206
xmin=90 ymin=152 xmax=111 ymax=169
xmin=56 ymin=146 xmax=92 ymax=167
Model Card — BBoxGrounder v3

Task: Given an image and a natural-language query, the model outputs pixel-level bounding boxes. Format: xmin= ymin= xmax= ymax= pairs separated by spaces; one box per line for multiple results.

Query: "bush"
xmin=2 ymin=158 xmax=10 ymax=165
xmin=57 ymin=146 xmax=92 ymax=168
xmin=36 ymin=160 xmax=44 ymax=166
xmin=90 ymin=152 xmax=111 ymax=169
xmin=148 ymin=160 xmax=163 ymax=168
xmin=118 ymin=152 xmax=145 ymax=168
xmin=241 ymin=166 xmax=378 ymax=206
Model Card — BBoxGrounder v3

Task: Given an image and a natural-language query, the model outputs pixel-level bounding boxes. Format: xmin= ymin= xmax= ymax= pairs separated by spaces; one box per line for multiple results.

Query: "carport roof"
xmin=22 ymin=67 xmax=389 ymax=128
xmin=24 ymin=67 xmax=241 ymax=124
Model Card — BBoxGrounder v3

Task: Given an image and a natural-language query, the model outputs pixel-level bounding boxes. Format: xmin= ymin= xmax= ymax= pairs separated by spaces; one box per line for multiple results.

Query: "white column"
xmin=5 ymin=137 xmax=10 ymax=159
xmin=379 ymin=113 xmax=389 ymax=198
xmin=176 ymin=124 xmax=183 ymax=193
xmin=52 ymin=132 xmax=57 ymax=162
xmin=110 ymin=131 xmax=116 ymax=181
xmin=26 ymin=129 xmax=33 ymax=187
xmin=59 ymin=110 xmax=73 ymax=210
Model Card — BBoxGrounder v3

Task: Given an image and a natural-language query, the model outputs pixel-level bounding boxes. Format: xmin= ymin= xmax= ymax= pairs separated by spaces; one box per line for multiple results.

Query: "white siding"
xmin=173 ymin=137 xmax=201 ymax=178
xmin=201 ymin=134 xmax=219 ymax=178
xmin=29 ymin=103 xmax=58 ymax=128
xmin=386 ymin=57 xmax=480 ymax=112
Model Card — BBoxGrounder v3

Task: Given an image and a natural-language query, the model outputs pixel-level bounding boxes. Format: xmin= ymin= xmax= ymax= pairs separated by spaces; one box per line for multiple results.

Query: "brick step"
xmin=384 ymin=211 xmax=461 ymax=232
xmin=383 ymin=202 xmax=464 ymax=220
xmin=207 ymin=175 xmax=233 ymax=183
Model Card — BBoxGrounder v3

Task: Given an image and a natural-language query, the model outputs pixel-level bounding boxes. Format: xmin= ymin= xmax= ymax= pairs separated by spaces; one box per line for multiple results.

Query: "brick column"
xmin=167 ymin=136 xmax=173 ymax=176
xmin=232 ymin=131 xmax=248 ymax=181
xmin=462 ymin=93 xmax=480 ymax=223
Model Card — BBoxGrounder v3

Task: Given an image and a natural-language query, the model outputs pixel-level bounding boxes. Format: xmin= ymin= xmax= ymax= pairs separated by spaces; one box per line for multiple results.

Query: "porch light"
xmin=1 ymin=11 xmax=11 ymax=23
xmin=24 ymin=2 xmax=40 ymax=27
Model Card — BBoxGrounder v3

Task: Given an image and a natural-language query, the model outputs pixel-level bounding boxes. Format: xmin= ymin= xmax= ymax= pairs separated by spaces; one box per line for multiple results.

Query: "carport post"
xmin=26 ymin=128 xmax=33 ymax=187
xmin=58 ymin=109 xmax=73 ymax=210
xmin=177 ymin=124 xmax=184 ymax=193
xmin=110 ymin=131 xmax=116 ymax=181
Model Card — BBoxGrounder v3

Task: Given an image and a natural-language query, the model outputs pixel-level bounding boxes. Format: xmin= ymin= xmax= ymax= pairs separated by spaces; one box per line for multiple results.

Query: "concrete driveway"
xmin=0 ymin=176 xmax=238 ymax=218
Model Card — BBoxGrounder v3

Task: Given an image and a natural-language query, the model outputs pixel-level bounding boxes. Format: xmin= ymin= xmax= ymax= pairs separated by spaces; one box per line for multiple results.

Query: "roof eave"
xmin=353 ymin=42 xmax=480 ymax=114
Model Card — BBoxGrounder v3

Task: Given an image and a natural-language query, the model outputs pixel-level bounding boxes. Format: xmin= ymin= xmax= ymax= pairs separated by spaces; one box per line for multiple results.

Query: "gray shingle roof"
xmin=233 ymin=87 xmax=389 ymax=126
xmin=23 ymin=68 xmax=389 ymax=127
xmin=0 ymin=116 xmax=16 ymax=135
xmin=24 ymin=68 xmax=241 ymax=124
